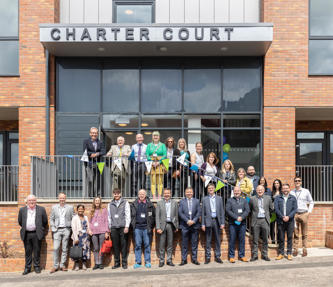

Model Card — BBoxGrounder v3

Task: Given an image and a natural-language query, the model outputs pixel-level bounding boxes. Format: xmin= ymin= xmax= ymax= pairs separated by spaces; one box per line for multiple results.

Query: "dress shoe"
xmin=179 ymin=260 xmax=187 ymax=266
xmin=122 ymin=264 xmax=128 ymax=269
xmin=302 ymin=249 xmax=308 ymax=257
xmin=22 ymin=268 xmax=31 ymax=275
xmin=215 ymin=258 xmax=223 ymax=264
xmin=82 ymin=262 xmax=87 ymax=270
xmin=159 ymin=262 xmax=164 ymax=268
xmin=229 ymin=258 xmax=236 ymax=263
xmin=167 ymin=261 xmax=175 ymax=267
xmin=60 ymin=266 xmax=68 ymax=271
xmin=93 ymin=265 xmax=99 ymax=270
xmin=287 ymin=254 xmax=293 ymax=261
xmin=292 ymin=249 xmax=298 ymax=257
xmin=50 ymin=267 xmax=59 ymax=274
xmin=191 ymin=260 xmax=200 ymax=265
xmin=250 ymin=256 xmax=258 ymax=262
xmin=204 ymin=258 xmax=210 ymax=264
xmin=239 ymin=257 xmax=248 ymax=262
xmin=262 ymin=256 xmax=271 ymax=261
xmin=275 ymin=254 xmax=284 ymax=260
xmin=99 ymin=265 xmax=104 ymax=270
xmin=34 ymin=267 xmax=41 ymax=273
xmin=112 ymin=264 xmax=121 ymax=269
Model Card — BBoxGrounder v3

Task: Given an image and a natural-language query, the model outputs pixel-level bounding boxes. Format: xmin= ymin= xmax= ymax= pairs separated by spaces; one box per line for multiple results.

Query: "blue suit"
xmin=179 ymin=197 xmax=201 ymax=261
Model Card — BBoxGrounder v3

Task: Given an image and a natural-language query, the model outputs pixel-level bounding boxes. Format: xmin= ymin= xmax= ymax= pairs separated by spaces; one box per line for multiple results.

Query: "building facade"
xmin=0 ymin=0 xmax=333 ymax=271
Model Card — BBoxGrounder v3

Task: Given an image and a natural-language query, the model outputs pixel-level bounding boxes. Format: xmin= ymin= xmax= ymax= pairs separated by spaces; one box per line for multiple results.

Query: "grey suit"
xmin=249 ymin=195 xmax=274 ymax=258
xmin=50 ymin=204 xmax=74 ymax=269
xmin=156 ymin=199 xmax=179 ymax=263
xmin=202 ymin=195 xmax=225 ymax=259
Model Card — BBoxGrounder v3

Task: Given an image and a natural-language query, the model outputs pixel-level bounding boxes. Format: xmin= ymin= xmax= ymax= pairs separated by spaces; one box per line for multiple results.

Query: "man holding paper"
xmin=226 ymin=186 xmax=250 ymax=263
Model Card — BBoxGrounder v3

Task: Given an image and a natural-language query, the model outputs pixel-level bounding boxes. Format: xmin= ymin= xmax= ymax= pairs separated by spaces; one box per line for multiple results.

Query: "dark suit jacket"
xmin=156 ymin=199 xmax=179 ymax=231
xmin=201 ymin=195 xmax=225 ymax=227
xmin=83 ymin=138 xmax=106 ymax=164
xmin=18 ymin=205 xmax=48 ymax=241
xmin=226 ymin=196 xmax=250 ymax=225
xmin=274 ymin=194 xmax=298 ymax=224
xmin=178 ymin=197 xmax=201 ymax=230
xmin=249 ymin=195 xmax=273 ymax=227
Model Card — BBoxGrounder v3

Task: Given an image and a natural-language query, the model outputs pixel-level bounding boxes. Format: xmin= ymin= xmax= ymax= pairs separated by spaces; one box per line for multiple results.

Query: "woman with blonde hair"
xmin=219 ymin=159 xmax=236 ymax=197
xmin=235 ymin=168 xmax=253 ymax=197
xmin=89 ymin=197 xmax=109 ymax=270
xmin=176 ymin=138 xmax=191 ymax=194
xmin=146 ymin=131 xmax=167 ymax=199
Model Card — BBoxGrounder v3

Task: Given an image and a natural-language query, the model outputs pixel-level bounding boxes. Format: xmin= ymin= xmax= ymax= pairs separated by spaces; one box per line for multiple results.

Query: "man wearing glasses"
xmin=290 ymin=176 xmax=314 ymax=257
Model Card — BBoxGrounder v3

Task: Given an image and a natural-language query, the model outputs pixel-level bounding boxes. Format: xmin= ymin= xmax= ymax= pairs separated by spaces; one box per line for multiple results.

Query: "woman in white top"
xmin=200 ymin=152 xmax=219 ymax=192
xmin=190 ymin=142 xmax=204 ymax=199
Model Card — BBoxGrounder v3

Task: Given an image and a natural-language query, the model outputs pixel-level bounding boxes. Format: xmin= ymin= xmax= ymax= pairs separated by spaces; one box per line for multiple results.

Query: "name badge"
xmin=153 ymin=153 xmax=157 ymax=157
xmin=148 ymin=212 xmax=152 ymax=216
xmin=141 ymin=213 xmax=146 ymax=218
xmin=238 ymin=209 xmax=242 ymax=213
xmin=115 ymin=214 xmax=119 ymax=219
xmin=82 ymin=230 xmax=86 ymax=234
xmin=94 ymin=222 xmax=99 ymax=227
xmin=189 ymin=211 xmax=192 ymax=215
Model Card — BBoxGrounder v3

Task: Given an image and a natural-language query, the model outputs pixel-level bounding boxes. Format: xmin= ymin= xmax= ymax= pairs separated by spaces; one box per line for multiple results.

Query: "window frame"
xmin=0 ymin=0 xmax=19 ymax=76
xmin=113 ymin=0 xmax=155 ymax=24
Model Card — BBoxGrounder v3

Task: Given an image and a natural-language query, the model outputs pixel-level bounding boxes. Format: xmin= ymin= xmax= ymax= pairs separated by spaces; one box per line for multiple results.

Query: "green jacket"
xmin=146 ymin=142 xmax=167 ymax=161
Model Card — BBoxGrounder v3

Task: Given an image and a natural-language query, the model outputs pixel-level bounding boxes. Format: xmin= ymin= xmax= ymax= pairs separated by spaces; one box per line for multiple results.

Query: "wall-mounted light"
xmin=141 ymin=123 xmax=149 ymax=127
xmin=125 ymin=9 xmax=133 ymax=15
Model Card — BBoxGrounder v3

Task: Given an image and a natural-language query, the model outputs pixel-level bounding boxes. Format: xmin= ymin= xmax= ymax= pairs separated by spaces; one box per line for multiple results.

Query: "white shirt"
xmin=205 ymin=163 xmax=217 ymax=177
xmin=290 ymin=188 xmax=314 ymax=213
xmin=165 ymin=200 xmax=171 ymax=222
xmin=58 ymin=205 xmax=66 ymax=228
xmin=26 ymin=207 xmax=36 ymax=231
xmin=167 ymin=149 xmax=173 ymax=167
xmin=283 ymin=195 xmax=289 ymax=216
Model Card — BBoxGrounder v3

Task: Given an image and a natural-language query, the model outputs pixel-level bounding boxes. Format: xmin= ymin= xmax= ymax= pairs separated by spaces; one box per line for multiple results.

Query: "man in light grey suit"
xmin=201 ymin=183 xmax=225 ymax=264
xmin=50 ymin=192 xmax=74 ymax=273
xmin=249 ymin=185 xmax=274 ymax=262
xmin=156 ymin=188 xmax=179 ymax=267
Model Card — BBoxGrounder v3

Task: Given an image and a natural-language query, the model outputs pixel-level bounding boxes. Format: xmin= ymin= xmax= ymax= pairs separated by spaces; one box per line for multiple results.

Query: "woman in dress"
xmin=190 ymin=142 xmax=204 ymax=198
xmin=270 ymin=178 xmax=282 ymax=244
xmin=235 ymin=168 xmax=253 ymax=198
xmin=219 ymin=159 xmax=236 ymax=198
xmin=89 ymin=197 xmax=109 ymax=270
xmin=71 ymin=204 xmax=91 ymax=271
xmin=146 ymin=131 xmax=167 ymax=199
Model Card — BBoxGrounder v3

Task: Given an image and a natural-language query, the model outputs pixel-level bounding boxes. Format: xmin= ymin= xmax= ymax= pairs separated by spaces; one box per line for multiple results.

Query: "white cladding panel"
xmin=170 ymin=0 xmax=185 ymax=23
xmin=59 ymin=0 xmax=260 ymax=24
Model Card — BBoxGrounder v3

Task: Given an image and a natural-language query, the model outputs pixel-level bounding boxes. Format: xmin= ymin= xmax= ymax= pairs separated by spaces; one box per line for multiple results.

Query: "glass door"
xmin=296 ymin=132 xmax=325 ymax=165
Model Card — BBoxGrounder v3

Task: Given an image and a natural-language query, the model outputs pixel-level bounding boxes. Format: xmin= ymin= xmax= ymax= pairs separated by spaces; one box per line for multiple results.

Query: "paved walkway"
xmin=1 ymin=248 xmax=333 ymax=287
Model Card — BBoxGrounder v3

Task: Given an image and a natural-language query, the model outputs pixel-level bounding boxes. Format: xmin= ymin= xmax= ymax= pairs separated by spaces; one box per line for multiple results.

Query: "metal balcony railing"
xmin=0 ymin=165 xmax=18 ymax=202
xmin=31 ymin=155 xmax=231 ymax=201
xmin=296 ymin=165 xmax=333 ymax=202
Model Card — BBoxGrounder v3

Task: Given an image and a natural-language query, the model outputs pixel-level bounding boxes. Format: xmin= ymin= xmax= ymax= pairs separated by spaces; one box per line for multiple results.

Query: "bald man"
xmin=18 ymin=195 xmax=48 ymax=275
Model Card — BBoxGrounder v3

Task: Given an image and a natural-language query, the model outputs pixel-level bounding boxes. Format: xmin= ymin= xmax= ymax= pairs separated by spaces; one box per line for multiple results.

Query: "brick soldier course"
xmin=1 ymin=0 xmax=333 ymax=273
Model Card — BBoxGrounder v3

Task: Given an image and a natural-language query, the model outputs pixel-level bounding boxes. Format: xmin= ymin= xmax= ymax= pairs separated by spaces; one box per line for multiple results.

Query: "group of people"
xmin=18 ymin=175 xmax=314 ymax=275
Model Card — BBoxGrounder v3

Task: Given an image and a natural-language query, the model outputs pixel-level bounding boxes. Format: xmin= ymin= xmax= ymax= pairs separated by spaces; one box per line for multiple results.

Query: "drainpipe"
xmin=45 ymin=49 xmax=50 ymax=155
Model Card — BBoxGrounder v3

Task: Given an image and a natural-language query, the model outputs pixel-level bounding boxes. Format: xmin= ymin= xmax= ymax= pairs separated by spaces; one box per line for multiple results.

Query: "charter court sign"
xmin=39 ymin=24 xmax=273 ymax=56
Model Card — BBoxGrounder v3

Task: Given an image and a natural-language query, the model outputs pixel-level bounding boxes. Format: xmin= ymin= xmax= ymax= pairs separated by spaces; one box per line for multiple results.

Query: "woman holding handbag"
xmin=71 ymin=204 xmax=91 ymax=271
xmin=89 ymin=197 xmax=110 ymax=270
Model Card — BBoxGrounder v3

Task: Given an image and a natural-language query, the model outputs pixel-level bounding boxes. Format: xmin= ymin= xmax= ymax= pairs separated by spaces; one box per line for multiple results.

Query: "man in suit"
xmin=156 ymin=188 xmax=179 ymax=267
xmin=83 ymin=127 xmax=106 ymax=197
xmin=226 ymin=186 xmax=250 ymax=263
xmin=275 ymin=183 xmax=298 ymax=261
xmin=130 ymin=134 xmax=147 ymax=197
xmin=201 ymin=183 xmax=225 ymax=264
xmin=106 ymin=136 xmax=131 ymax=191
xmin=178 ymin=187 xmax=201 ymax=266
xmin=50 ymin=192 xmax=74 ymax=273
xmin=249 ymin=184 xmax=274 ymax=261
xmin=18 ymin=194 xmax=48 ymax=275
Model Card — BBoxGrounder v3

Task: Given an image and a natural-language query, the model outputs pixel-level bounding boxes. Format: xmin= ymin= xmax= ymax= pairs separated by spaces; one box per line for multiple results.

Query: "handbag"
xmin=100 ymin=239 xmax=112 ymax=255
xmin=70 ymin=245 xmax=83 ymax=261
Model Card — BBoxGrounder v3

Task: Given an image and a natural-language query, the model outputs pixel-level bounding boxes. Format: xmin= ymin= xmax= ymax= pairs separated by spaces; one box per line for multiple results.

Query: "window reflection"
xmin=141 ymin=69 xmax=182 ymax=113
xmin=310 ymin=0 xmax=333 ymax=36
xmin=223 ymin=68 xmax=260 ymax=111
xmin=116 ymin=4 xmax=152 ymax=23
xmin=309 ymin=40 xmax=333 ymax=74
xmin=0 ymin=0 xmax=18 ymax=37
xmin=184 ymin=69 xmax=221 ymax=113
xmin=0 ymin=41 xmax=19 ymax=75
xmin=299 ymin=143 xmax=323 ymax=165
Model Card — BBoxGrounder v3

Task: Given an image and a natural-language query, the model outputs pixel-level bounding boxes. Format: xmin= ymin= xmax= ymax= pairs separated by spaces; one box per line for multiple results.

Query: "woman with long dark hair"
xmin=270 ymin=179 xmax=282 ymax=244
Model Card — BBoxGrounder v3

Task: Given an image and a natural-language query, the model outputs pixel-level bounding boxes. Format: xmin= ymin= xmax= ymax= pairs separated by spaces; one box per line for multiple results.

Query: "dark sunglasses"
xmin=294 ymin=180 xmax=302 ymax=182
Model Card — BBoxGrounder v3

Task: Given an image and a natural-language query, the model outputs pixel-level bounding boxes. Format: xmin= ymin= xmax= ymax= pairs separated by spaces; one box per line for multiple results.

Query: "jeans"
xmin=134 ymin=228 xmax=151 ymax=264
xmin=228 ymin=223 xmax=246 ymax=259
xmin=53 ymin=228 xmax=71 ymax=268
xmin=278 ymin=220 xmax=294 ymax=255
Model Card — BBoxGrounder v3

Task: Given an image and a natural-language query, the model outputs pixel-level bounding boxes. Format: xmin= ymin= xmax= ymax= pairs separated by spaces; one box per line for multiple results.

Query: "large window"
xmin=309 ymin=0 xmax=333 ymax=75
xmin=113 ymin=0 xmax=154 ymax=23
xmin=0 ymin=0 xmax=19 ymax=75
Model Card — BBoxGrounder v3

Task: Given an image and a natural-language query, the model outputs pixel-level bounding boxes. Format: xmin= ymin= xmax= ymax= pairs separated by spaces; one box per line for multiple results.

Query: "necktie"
xmin=138 ymin=144 xmax=142 ymax=162
xmin=188 ymin=199 xmax=192 ymax=220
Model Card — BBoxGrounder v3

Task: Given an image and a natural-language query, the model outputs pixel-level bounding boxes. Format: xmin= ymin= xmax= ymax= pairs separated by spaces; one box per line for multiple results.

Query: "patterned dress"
xmin=78 ymin=219 xmax=90 ymax=261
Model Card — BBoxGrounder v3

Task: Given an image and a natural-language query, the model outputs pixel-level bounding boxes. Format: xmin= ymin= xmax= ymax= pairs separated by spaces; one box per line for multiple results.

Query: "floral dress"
xmin=78 ymin=219 xmax=90 ymax=261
